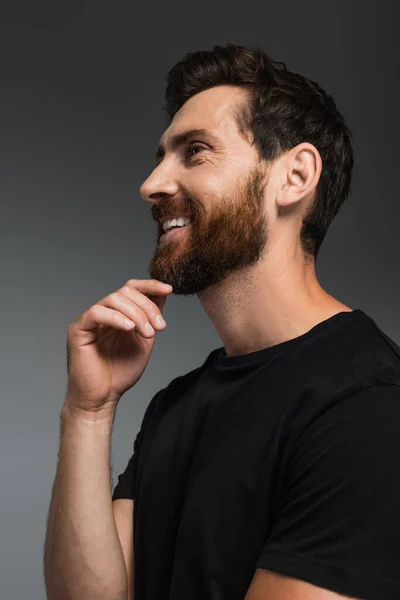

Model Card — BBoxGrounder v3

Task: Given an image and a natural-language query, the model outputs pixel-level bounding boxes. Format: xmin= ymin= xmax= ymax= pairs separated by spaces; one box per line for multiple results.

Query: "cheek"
xmin=203 ymin=170 xmax=235 ymax=198
xmin=184 ymin=161 xmax=244 ymax=206
xmin=185 ymin=174 xmax=220 ymax=205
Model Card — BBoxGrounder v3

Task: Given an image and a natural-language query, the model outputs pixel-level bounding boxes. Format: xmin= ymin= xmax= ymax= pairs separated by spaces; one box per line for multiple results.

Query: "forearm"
xmin=44 ymin=403 xmax=128 ymax=600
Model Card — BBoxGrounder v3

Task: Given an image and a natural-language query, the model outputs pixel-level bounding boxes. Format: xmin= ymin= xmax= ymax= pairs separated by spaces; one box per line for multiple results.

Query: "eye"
xmin=185 ymin=144 xmax=205 ymax=161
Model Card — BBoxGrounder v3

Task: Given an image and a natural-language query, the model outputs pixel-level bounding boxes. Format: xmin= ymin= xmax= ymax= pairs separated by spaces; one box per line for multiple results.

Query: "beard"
xmin=148 ymin=163 xmax=269 ymax=296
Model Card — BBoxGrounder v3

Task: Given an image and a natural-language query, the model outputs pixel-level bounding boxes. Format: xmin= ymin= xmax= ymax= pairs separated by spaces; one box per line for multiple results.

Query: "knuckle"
xmin=120 ymin=285 xmax=132 ymax=296
xmin=125 ymin=279 xmax=137 ymax=287
xmin=108 ymin=291 xmax=119 ymax=304
xmin=89 ymin=304 xmax=101 ymax=318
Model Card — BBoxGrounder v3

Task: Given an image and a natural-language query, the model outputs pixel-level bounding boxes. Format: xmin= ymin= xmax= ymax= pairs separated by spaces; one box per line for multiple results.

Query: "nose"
xmin=139 ymin=162 xmax=180 ymax=206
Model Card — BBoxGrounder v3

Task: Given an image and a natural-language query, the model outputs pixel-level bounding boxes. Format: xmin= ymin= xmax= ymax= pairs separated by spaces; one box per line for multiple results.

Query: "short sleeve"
xmin=112 ymin=388 xmax=164 ymax=501
xmin=112 ymin=428 xmax=141 ymax=501
xmin=256 ymin=384 xmax=400 ymax=599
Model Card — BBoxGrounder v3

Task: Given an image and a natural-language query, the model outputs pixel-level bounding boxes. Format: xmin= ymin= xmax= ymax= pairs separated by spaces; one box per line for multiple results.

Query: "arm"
xmin=113 ymin=499 xmax=135 ymax=600
xmin=44 ymin=404 xmax=128 ymax=600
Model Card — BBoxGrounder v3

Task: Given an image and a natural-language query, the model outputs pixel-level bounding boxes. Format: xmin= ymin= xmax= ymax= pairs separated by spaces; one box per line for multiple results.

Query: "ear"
xmin=276 ymin=143 xmax=322 ymax=208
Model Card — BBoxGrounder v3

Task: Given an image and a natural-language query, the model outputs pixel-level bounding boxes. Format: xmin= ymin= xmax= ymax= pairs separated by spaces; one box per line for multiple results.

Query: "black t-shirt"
xmin=112 ymin=309 xmax=400 ymax=600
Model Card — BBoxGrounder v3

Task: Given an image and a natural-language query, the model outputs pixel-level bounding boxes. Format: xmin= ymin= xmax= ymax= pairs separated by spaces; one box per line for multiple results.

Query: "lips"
xmin=159 ymin=222 xmax=192 ymax=243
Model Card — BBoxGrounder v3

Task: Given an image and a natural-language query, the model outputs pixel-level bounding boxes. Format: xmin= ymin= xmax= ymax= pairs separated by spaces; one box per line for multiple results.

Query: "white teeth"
xmin=163 ymin=217 xmax=192 ymax=231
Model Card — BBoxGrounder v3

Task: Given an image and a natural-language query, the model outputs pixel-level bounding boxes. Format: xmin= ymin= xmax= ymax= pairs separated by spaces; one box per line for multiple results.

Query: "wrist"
xmin=61 ymin=401 xmax=117 ymax=426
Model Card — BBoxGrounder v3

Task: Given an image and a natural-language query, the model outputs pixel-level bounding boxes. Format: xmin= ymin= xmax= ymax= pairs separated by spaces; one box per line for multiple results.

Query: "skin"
xmin=140 ymin=85 xmax=358 ymax=597
xmin=140 ymin=84 xmax=352 ymax=358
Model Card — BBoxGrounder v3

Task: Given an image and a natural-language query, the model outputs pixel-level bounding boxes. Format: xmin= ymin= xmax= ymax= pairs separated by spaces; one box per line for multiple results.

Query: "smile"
xmin=159 ymin=223 xmax=193 ymax=243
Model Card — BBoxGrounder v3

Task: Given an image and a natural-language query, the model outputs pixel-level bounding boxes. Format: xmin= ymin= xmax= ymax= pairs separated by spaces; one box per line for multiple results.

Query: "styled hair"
xmin=163 ymin=43 xmax=354 ymax=262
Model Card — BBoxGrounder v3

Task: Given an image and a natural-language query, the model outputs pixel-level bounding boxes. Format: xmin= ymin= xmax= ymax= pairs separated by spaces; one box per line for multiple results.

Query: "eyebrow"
xmin=155 ymin=128 xmax=217 ymax=163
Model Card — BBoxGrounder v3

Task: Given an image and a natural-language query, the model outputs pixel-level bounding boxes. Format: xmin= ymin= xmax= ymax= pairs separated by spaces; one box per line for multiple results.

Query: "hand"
xmin=64 ymin=279 xmax=173 ymax=415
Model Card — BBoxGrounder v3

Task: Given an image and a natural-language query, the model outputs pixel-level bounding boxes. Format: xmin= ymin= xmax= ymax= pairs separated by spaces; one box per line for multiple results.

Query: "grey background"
xmin=1 ymin=1 xmax=399 ymax=597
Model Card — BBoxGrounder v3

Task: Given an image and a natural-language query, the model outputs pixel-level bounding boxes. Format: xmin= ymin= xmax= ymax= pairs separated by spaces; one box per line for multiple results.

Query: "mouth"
xmin=159 ymin=223 xmax=193 ymax=243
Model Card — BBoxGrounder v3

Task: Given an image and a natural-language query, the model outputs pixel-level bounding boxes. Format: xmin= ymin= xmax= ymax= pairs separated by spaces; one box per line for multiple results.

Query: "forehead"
xmin=159 ymin=85 xmax=249 ymax=149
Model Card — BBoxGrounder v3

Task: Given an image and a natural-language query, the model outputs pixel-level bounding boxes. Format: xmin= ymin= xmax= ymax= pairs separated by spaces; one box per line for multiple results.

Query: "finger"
xmin=118 ymin=285 xmax=170 ymax=330
xmin=98 ymin=293 xmax=157 ymax=338
xmin=73 ymin=304 xmax=137 ymax=334
xmin=92 ymin=279 xmax=171 ymax=337
xmin=124 ymin=279 xmax=172 ymax=295
xmin=150 ymin=293 xmax=167 ymax=313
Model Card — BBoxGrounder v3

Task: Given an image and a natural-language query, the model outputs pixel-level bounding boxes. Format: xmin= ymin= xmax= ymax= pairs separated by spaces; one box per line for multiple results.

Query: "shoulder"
xmin=293 ymin=383 xmax=400 ymax=454
xmin=257 ymin=383 xmax=400 ymax=597
xmin=282 ymin=383 xmax=400 ymax=498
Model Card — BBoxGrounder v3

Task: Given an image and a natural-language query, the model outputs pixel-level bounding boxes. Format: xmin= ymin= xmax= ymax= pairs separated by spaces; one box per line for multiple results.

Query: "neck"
xmin=198 ymin=252 xmax=352 ymax=358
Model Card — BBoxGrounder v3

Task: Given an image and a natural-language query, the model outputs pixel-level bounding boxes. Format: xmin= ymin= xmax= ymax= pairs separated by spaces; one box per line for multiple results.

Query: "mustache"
xmin=152 ymin=198 xmax=196 ymax=223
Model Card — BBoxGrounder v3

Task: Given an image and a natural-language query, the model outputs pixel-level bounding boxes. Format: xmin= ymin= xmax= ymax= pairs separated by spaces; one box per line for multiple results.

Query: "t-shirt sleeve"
xmin=256 ymin=383 xmax=400 ymax=600
xmin=112 ymin=388 xmax=164 ymax=501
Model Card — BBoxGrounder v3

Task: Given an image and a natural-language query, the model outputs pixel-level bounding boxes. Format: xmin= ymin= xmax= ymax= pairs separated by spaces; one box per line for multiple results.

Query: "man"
xmin=90 ymin=43 xmax=400 ymax=599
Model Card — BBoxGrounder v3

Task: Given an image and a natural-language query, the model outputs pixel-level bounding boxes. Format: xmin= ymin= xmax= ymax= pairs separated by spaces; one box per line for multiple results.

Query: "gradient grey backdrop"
xmin=1 ymin=1 xmax=399 ymax=597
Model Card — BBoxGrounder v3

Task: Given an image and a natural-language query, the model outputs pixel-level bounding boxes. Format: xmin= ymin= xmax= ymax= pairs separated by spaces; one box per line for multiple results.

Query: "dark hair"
xmin=163 ymin=43 xmax=354 ymax=262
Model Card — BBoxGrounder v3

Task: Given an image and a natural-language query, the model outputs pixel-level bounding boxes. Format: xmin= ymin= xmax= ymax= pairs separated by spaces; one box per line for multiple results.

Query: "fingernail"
xmin=145 ymin=322 xmax=155 ymax=334
xmin=156 ymin=315 xmax=166 ymax=327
